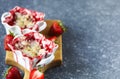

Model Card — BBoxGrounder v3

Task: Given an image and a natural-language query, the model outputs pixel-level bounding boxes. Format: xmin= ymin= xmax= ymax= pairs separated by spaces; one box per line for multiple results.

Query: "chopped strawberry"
xmin=5 ymin=66 xmax=22 ymax=79
xmin=48 ymin=36 xmax=57 ymax=41
xmin=4 ymin=15 xmax=15 ymax=26
xmin=4 ymin=34 xmax=14 ymax=50
xmin=49 ymin=21 xmax=65 ymax=36
xmin=30 ymin=69 xmax=44 ymax=79
xmin=24 ymin=32 xmax=35 ymax=40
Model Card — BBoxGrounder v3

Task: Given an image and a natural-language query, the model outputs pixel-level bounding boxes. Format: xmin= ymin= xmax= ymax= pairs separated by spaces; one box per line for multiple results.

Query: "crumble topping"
xmin=15 ymin=13 xmax=34 ymax=29
xmin=11 ymin=32 xmax=58 ymax=59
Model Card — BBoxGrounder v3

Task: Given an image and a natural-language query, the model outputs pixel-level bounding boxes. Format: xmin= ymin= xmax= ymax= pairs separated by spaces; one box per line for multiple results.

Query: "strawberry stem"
xmin=4 ymin=66 xmax=12 ymax=78
xmin=57 ymin=20 xmax=66 ymax=32
xmin=9 ymin=30 xmax=15 ymax=36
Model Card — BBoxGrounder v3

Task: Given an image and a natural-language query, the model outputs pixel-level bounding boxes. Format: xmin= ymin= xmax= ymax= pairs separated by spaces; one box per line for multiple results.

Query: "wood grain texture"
xmin=5 ymin=20 xmax=62 ymax=79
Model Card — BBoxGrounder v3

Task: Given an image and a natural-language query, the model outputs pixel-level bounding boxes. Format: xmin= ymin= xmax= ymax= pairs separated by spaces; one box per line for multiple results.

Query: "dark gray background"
xmin=0 ymin=0 xmax=120 ymax=79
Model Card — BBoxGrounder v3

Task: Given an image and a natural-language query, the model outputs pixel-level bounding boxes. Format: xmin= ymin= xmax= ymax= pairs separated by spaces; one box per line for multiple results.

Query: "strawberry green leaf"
xmin=4 ymin=66 xmax=12 ymax=78
xmin=58 ymin=20 xmax=66 ymax=32
xmin=9 ymin=30 xmax=15 ymax=36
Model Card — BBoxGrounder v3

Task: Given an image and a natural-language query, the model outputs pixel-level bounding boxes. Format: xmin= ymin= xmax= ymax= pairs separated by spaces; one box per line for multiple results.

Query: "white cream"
xmin=13 ymin=50 xmax=31 ymax=71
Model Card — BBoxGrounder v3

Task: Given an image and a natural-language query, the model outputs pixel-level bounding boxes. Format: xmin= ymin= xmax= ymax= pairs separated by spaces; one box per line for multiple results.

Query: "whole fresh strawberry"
xmin=5 ymin=66 xmax=22 ymax=79
xmin=4 ymin=34 xmax=14 ymax=50
xmin=49 ymin=21 xmax=65 ymax=36
xmin=30 ymin=69 xmax=44 ymax=79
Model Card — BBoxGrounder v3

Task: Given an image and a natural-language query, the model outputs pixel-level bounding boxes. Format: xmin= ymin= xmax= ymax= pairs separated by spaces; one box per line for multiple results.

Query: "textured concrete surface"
xmin=1 ymin=0 xmax=120 ymax=79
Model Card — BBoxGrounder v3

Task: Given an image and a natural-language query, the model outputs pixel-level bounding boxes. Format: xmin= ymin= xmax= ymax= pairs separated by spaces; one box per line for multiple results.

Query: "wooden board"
xmin=5 ymin=20 xmax=62 ymax=79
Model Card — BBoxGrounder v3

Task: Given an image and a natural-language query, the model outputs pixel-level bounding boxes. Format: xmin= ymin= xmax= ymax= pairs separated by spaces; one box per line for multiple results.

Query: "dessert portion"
xmin=1 ymin=6 xmax=46 ymax=35
xmin=5 ymin=31 xmax=58 ymax=70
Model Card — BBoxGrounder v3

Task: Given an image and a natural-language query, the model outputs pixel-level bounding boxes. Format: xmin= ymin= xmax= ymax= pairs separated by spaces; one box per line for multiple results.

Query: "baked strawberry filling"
xmin=4 ymin=6 xmax=44 ymax=27
xmin=10 ymin=32 xmax=58 ymax=59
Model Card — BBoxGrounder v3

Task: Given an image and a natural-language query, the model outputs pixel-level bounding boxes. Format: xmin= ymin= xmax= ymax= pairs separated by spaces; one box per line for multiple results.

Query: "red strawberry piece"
xmin=4 ymin=15 xmax=15 ymax=26
xmin=9 ymin=10 xmax=16 ymax=18
xmin=24 ymin=32 xmax=35 ymax=40
xmin=5 ymin=66 xmax=22 ymax=79
xmin=48 ymin=36 xmax=57 ymax=41
xmin=30 ymin=69 xmax=44 ymax=79
xmin=49 ymin=21 xmax=65 ymax=36
xmin=4 ymin=34 xmax=14 ymax=50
